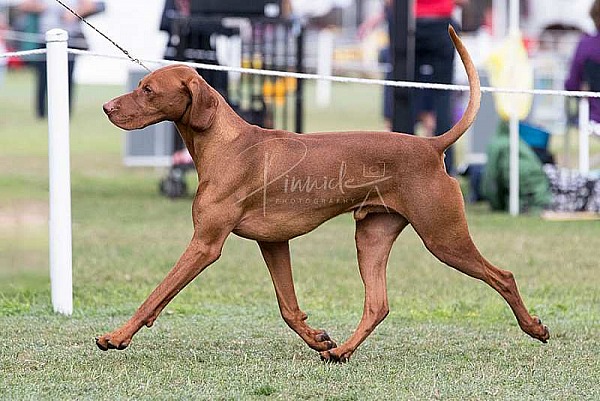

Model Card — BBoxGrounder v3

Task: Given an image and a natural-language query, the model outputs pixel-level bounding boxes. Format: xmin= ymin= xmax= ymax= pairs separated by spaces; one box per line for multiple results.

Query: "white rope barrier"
xmin=0 ymin=48 xmax=47 ymax=59
xmin=2 ymin=47 xmax=599 ymax=100
xmin=67 ymin=48 xmax=600 ymax=99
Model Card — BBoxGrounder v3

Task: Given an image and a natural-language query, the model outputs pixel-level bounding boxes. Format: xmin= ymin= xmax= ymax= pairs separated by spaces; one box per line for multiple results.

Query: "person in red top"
xmin=416 ymin=0 xmax=456 ymax=18
xmin=359 ymin=0 xmax=468 ymax=174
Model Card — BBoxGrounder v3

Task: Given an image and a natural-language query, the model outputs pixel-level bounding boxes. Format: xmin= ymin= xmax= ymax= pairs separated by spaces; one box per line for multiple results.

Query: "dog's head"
xmin=103 ymin=65 xmax=219 ymax=132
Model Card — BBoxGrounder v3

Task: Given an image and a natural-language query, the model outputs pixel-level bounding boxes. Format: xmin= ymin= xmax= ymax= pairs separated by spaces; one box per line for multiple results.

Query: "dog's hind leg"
xmin=259 ymin=241 xmax=338 ymax=352
xmin=319 ymin=212 xmax=408 ymax=363
xmin=407 ymin=176 xmax=550 ymax=343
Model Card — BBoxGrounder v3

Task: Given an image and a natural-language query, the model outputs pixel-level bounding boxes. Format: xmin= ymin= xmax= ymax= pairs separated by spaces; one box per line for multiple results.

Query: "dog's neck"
xmin=175 ymin=98 xmax=249 ymax=168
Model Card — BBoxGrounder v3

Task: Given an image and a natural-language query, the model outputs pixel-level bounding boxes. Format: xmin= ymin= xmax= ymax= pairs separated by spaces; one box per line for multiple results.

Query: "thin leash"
xmin=52 ymin=1 xmax=186 ymax=138
xmin=54 ymin=0 xmax=152 ymax=73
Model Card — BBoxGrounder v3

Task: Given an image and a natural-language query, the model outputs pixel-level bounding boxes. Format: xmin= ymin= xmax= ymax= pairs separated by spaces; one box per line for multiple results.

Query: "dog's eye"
xmin=142 ymin=85 xmax=153 ymax=95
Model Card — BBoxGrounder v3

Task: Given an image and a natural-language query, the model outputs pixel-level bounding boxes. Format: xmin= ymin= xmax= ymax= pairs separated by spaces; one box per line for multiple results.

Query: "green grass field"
xmin=1 ymin=68 xmax=599 ymax=400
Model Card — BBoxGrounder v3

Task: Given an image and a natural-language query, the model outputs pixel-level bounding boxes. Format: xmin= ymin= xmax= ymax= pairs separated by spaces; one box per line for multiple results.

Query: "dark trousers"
xmin=34 ymin=59 xmax=76 ymax=118
xmin=414 ymin=18 xmax=457 ymax=173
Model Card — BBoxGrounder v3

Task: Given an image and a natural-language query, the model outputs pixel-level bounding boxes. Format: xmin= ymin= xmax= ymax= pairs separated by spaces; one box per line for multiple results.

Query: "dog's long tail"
xmin=431 ymin=26 xmax=481 ymax=152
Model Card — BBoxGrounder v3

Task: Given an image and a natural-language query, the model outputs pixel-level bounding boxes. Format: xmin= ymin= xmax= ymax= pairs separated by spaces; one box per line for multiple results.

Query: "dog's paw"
xmin=319 ymin=348 xmax=351 ymax=363
xmin=532 ymin=316 xmax=550 ymax=343
xmin=95 ymin=332 xmax=131 ymax=351
xmin=309 ymin=330 xmax=337 ymax=352
xmin=523 ymin=316 xmax=550 ymax=344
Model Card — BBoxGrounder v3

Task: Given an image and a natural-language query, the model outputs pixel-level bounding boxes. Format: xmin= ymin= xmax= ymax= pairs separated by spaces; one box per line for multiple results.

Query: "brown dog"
xmin=99 ymin=27 xmax=549 ymax=362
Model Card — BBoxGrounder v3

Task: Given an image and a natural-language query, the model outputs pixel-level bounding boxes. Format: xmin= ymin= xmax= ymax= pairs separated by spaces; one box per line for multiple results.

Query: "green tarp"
xmin=481 ymin=122 xmax=551 ymax=213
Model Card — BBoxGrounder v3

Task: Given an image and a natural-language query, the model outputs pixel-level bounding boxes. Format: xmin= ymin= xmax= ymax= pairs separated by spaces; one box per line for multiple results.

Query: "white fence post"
xmin=46 ymin=29 xmax=73 ymax=316
xmin=508 ymin=0 xmax=520 ymax=216
xmin=578 ymin=97 xmax=590 ymax=174
xmin=509 ymin=115 xmax=520 ymax=216
xmin=316 ymin=29 xmax=334 ymax=108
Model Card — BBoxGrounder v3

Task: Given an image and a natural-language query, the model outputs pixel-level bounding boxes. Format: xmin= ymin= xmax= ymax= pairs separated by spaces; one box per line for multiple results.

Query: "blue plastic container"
xmin=519 ymin=122 xmax=550 ymax=149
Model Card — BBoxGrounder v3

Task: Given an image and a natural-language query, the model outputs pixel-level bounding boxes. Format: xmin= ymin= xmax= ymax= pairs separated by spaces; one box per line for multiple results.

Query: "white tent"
xmin=75 ymin=0 xmax=168 ymax=85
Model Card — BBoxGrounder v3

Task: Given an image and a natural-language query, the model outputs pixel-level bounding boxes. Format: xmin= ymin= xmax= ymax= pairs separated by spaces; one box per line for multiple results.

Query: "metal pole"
xmin=46 ymin=29 xmax=73 ymax=315
xmin=509 ymin=115 xmax=520 ymax=215
xmin=509 ymin=0 xmax=519 ymax=35
xmin=295 ymin=26 xmax=304 ymax=133
xmin=492 ymin=0 xmax=507 ymax=39
xmin=391 ymin=0 xmax=414 ymax=133
xmin=508 ymin=0 xmax=520 ymax=216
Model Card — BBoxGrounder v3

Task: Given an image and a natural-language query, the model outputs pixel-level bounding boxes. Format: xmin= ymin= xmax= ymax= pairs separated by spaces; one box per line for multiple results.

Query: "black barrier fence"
xmin=166 ymin=15 xmax=304 ymax=136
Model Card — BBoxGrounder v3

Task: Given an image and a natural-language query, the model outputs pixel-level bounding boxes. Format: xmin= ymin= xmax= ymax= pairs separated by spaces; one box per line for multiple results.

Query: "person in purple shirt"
xmin=565 ymin=0 xmax=600 ymax=126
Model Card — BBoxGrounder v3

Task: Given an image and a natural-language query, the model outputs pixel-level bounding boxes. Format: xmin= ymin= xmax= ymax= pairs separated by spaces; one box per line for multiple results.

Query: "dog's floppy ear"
xmin=186 ymin=77 xmax=219 ymax=131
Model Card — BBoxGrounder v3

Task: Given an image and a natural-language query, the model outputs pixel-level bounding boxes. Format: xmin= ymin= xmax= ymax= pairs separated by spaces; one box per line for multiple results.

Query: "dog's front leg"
xmin=259 ymin=241 xmax=337 ymax=352
xmin=96 ymin=231 xmax=228 ymax=351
